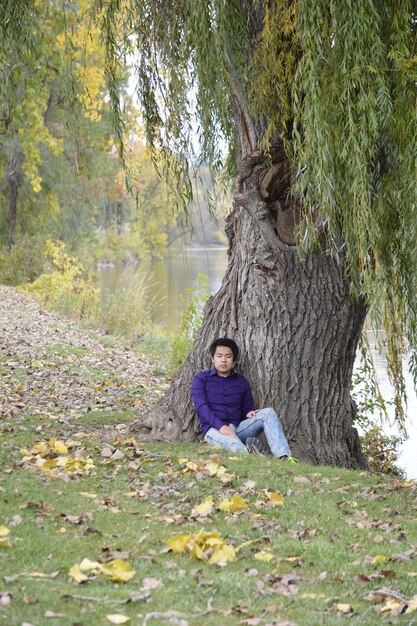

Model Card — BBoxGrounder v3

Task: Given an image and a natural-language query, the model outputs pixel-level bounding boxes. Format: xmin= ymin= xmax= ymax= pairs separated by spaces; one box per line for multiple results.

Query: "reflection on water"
xmin=97 ymin=248 xmax=416 ymax=478
xmin=361 ymin=334 xmax=417 ymax=479
xmin=97 ymin=247 xmax=228 ymax=330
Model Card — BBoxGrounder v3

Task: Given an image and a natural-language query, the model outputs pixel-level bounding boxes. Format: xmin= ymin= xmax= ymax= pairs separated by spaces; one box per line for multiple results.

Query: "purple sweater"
xmin=191 ymin=368 xmax=255 ymax=437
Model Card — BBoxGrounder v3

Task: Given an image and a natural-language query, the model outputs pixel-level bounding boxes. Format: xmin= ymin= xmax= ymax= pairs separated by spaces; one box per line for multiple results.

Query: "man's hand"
xmin=219 ymin=425 xmax=238 ymax=438
xmin=246 ymin=410 xmax=260 ymax=418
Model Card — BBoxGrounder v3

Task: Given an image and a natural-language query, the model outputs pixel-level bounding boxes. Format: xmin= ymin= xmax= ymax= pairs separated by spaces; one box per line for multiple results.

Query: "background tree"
xmin=0 ymin=0 xmax=192 ymax=279
xmin=100 ymin=0 xmax=417 ymax=468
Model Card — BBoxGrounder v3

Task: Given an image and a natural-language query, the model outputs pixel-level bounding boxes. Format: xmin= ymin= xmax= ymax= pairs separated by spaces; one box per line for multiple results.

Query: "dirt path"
xmin=0 ymin=286 xmax=167 ymax=429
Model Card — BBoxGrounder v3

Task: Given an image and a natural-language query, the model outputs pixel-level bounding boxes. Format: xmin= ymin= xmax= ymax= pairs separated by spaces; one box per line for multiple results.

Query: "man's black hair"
xmin=209 ymin=338 xmax=239 ymax=361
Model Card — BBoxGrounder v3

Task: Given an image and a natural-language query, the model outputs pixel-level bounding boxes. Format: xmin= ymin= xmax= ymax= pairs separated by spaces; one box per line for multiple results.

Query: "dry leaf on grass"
xmin=0 ymin=592 xmax=12 ymax=607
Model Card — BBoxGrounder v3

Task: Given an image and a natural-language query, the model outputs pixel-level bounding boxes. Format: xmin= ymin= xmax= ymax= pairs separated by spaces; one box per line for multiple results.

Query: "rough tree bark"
xmin=132 ymin=136 xmax=368 ymax=468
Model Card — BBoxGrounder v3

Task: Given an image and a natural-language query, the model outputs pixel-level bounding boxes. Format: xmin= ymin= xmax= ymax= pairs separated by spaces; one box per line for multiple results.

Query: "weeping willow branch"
xmin=93 ymin=0 xmax=417 ymax=428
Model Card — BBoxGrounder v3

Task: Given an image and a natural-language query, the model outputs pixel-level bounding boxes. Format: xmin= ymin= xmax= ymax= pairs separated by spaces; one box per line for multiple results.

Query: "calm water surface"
xmin=98 ymin=248 xmax=416 ymax=478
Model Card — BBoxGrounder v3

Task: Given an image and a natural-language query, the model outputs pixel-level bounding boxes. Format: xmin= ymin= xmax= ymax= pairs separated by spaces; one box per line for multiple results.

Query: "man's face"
xmin=211 ymin=345 xmax=235 ymax=376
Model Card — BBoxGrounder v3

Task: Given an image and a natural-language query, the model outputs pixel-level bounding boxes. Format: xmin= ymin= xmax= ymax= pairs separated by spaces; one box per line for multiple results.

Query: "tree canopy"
xmin=98 ymin=0 xmax=417 ymax=426
xmin=0 ymin=0 xmax=191 ymax=276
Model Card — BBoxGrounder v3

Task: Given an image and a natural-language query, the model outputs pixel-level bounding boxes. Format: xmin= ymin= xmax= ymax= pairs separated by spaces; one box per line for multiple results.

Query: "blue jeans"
xmin=204 ymin=407 xmax=291 ymax=457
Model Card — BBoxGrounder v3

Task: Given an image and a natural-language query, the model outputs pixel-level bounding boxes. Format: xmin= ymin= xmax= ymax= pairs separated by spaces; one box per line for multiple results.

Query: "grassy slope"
xmin=1 ymin=414 xmax=417 ymax=626
xmin=1 ymin=287 xmax=416 ymax=625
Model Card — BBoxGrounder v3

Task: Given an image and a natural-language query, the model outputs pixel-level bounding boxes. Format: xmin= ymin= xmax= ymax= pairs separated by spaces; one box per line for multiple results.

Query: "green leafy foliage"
xmin=0 ymin=235 xmax=44 ymax=285
xmin=292 ymin=2 xmax=417 ymax=424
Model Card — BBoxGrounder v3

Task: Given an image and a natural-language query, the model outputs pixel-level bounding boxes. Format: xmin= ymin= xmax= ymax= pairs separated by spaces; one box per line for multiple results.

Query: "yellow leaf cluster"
xmin=178 ymin=458 xmax=234 ymax=482
xmin=20 ymin=438 xmax=95 ymax=478
xmin=166 ymin=529 xmax=236 ymax=567
xmin=218 ymin=495 xmax=248 ymax=512
xmin=60 ymin=0 xmax=106 ymax=121
xmin=69 ymin=558 xmax=135 ymax=584
xmin=191 ymin=494 xmax=248 ymax=517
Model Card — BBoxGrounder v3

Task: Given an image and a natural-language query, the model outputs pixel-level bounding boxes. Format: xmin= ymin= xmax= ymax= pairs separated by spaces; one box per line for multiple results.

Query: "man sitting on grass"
xmin=191 ymin=337 xmax=291 ymax=458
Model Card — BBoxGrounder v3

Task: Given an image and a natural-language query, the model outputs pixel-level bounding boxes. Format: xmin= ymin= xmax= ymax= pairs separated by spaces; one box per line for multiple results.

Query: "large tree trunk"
xmin=132 ymin=147 xmax=368 ymax=469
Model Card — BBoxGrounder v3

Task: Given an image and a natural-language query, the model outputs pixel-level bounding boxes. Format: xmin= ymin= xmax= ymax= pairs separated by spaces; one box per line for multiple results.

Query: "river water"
xmin=97 ymin=247 xmax=417 ymax=479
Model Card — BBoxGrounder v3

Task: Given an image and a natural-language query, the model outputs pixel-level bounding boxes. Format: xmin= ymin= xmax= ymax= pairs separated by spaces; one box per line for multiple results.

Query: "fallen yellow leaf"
xmin=203 ymin=537 xmax=224 ymax=547
xmin=0 ymin=526 xmax=10 ymax=549
xmin=265 ymin=491 xmax=284 ymax=506
xmin=69 ymin=564 xmax=89 ymax=584
xmin=372 ymin=555 xmax=387 ymax=564
xmin=381 ymin=599 xmax=403 ymax=613
xmin=208 ymin=543 xmax=236 ymax=566
xmin=106 ymin=615 xmax=131 ymax=624
xmin=336 ymin=603 xmax=353 ymax=614
xmin=99 ymin=560 xmax=136 ymax=583
xmin=79 ymin=558 xmax=101 ymax=573
xmin=41 ymin=459 xmax=57 ymax=470
xmin=191 ymin=541 xmax=205 ymax=560
xmin=191 ymin=496 xmax=214 ymax=517
xmin=166 ymin=534 xmax=192 ymax=553
xmin=205 ymin=461 xmax=220 ymax=476
xmin=184 ymin=461 xmax=200 ymax=472
xmin=49 ymin=439 xmax=68 ymax=454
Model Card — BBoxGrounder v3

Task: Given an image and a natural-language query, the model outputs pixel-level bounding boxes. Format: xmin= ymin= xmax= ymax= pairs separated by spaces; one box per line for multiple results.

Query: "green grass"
xmin=1 ymin=411 xmax=417 ymax=626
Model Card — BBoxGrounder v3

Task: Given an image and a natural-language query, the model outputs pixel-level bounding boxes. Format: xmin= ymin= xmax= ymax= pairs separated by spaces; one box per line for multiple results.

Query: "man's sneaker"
xmin=246 ymin=437 xmax=269 ymax=455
